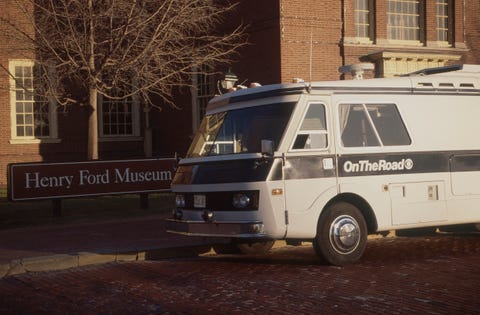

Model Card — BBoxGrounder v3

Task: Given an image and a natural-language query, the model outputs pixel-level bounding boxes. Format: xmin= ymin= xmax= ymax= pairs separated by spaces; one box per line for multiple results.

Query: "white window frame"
xmin=436 ymin=0 xmax=452 ymax=47
xmin=9 ymin=59 xmax=59 ymax=144
xmin=386 ymin=0 xmax=423 ymax=45
xmin=98 ymin=90 xmax=141 ymax=140
xmin=354 ymin=0 xmax=374 ymax=43
xmin=191 ymin=65 xmax=216 ymax=134
xmin=290 ymin=103 xmax=329 ymax=151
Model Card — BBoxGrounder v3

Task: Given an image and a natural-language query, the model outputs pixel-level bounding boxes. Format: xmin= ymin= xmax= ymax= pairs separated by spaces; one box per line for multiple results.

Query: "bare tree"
xmin=1 ymin=0 xmax=245 ymax=159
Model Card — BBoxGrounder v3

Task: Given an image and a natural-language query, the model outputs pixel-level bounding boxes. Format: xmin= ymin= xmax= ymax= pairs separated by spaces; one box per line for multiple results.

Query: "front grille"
xmin=178 ymin=190 xmax=259 ymax=211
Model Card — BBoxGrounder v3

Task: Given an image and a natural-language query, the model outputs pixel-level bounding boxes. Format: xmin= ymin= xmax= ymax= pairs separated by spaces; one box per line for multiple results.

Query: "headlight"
xmin=175 ymin=194 xmax=185 ymax=208
xmin=232 ymin=193 xmax=251 ymax=209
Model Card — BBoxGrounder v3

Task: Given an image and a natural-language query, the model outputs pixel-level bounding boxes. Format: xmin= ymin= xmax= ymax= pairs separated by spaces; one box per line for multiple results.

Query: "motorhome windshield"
xmin=187 ymin=102 xmax=296 ymax=157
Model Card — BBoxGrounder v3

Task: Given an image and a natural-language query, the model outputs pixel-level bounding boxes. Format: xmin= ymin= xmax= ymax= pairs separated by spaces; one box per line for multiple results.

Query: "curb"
xmin=0 ymin=244 xmax=211 ymax=278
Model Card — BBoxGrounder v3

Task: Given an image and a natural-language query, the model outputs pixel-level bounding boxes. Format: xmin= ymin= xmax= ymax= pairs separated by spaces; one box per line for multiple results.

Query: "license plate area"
xmin=194 ymin=194 xmax=206 ymax=208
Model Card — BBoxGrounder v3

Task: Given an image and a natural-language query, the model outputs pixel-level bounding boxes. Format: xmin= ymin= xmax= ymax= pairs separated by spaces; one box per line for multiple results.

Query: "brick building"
xmin=0 ymin=0 xmax=479 ymax=186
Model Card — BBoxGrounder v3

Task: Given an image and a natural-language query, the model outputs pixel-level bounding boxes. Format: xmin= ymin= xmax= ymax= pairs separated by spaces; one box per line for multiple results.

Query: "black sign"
xmin=8 ymin=158 xmax=176 ymax=201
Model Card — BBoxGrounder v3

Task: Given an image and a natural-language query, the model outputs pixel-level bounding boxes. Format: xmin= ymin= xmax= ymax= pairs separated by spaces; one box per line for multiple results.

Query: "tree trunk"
xmin=144 ymin=106 xmax=152 ymax=158
xmin=87 ymin=87 xmax=98 ymax=160
xmin=86 ymin=0 xmax=97 ymax=160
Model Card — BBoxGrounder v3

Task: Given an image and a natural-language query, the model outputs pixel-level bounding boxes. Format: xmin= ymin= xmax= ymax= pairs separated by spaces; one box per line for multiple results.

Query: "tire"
xmin=237 ymin=240 xmax=275 ymax=255
xmin=313 ymin=202 xmax=367 ymax=266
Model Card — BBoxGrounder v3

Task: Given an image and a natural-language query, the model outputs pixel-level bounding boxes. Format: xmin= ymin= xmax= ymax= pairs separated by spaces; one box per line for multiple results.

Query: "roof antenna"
xmin=308 ymin=32 xmax=313 ymax=92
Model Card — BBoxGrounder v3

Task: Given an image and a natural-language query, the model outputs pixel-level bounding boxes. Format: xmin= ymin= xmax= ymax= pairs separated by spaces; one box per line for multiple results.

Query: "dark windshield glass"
xmin=187 ymin=102 xmax=295 ymax=157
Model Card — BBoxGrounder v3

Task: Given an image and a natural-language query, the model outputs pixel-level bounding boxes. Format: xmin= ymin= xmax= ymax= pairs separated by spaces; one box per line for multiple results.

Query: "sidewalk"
xmin=0 ymin=214 xmax=212 ymax=278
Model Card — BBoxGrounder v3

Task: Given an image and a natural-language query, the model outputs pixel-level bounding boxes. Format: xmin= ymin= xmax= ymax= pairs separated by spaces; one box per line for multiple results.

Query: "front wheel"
xmin=313 ymin=202 xmax=367 ymax=266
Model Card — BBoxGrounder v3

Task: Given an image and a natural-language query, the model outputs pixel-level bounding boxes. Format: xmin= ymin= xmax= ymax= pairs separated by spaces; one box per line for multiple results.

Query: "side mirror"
xmin=261 ymin=140 xmax=274 ymax=156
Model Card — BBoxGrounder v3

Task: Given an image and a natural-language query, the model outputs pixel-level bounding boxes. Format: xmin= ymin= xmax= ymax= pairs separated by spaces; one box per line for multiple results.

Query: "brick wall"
xmin=279 ymin=0 xmax=343 ymax=82
xmin=226 ymin=0 xmax=282 ymax=85
xmin=0 ymin=1 xmax=41 ymax=186
xmin=464 ymin=0 xmax=480 ymax=64
xmin=276 ymin=0 xmax=475 ymax=81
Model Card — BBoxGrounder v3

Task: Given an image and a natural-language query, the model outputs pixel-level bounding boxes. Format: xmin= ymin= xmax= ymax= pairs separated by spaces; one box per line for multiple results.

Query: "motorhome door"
xmin=282 ymin=99 xmax=338 ymax=237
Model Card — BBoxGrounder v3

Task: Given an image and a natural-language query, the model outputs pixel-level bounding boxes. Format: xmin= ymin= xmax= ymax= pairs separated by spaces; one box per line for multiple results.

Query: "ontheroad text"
xmin=343 ymin=158 xmax=414 ymax=173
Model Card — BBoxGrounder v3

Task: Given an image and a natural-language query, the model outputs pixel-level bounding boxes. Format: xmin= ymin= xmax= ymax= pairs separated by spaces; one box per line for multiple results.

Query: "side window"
xmin=340 ymin=103 xmax=411 ymax=147
xmin=340 ymin=104 xmax=379 ymax=147
xmin=367 ymin=104 xmax=411 ymax=145
xmin=292 ymin=103 xmax=328 ymax=150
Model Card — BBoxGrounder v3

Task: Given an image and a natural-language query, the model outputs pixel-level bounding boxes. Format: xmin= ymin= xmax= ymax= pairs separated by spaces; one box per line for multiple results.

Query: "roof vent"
xmin=439 ymin=83 xmax=454 ymax=88
xmin=459 ymin=83 xmax=475 ymax=88
xmin=417 ymin=82 xmax=434 ymax=88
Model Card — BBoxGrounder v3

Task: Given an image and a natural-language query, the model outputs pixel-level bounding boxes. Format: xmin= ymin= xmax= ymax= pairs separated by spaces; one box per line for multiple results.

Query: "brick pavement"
xmin=0 ymin=234 xmax=479 ymax=314
xmin=1 ymin=210 xmax=479 ymax=290
xmin=0 ymin=214 xmax=212 ymax=278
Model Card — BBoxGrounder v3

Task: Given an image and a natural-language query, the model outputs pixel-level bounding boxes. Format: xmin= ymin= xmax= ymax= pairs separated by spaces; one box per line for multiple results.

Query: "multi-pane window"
xmin=436 ymin=0 xmax=452 ymax=44
xmin=101 ymin=95 xmax=134 ymax=136
xmin=195 ymin=65 xmax=215 ymax=123
xmin=354 ymin=0 xmax=374 ymax=39
xmin=98 ymin=76 xmax=139 ymax=138
xmin=387 ymin=0 xmax=422 ymax=41
xmin=10 ymin=61 xmax=53 ymax=139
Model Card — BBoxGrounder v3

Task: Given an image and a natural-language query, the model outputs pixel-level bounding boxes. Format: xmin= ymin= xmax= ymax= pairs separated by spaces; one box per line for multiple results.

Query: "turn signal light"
xmin=271 ymin=188 xmax=283 ymax=196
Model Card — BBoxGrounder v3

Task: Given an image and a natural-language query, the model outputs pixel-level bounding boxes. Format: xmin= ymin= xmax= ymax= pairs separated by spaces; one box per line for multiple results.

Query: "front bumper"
xmin=165 ymin=219 xmax=266 ymax=238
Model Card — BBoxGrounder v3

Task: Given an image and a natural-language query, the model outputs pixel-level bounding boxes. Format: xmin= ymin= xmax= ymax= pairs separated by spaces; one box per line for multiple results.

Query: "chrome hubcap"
xmin=329 ymin=215 xmax=360 ymax=254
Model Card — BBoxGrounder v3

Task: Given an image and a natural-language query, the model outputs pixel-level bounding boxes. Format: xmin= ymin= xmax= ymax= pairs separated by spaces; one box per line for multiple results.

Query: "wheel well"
xmin=324 ymin=193 xmax=378 ymax=234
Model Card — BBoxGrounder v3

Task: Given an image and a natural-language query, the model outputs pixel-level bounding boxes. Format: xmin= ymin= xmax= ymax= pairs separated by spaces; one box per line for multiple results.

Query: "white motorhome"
xmin=166 ymin=64 xmax=480 ymax=266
